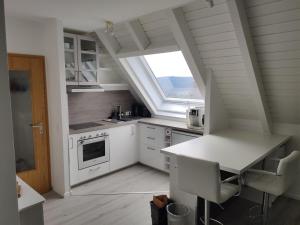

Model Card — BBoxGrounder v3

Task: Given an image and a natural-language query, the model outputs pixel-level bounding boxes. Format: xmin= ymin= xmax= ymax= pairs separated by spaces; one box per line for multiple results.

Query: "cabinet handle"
xmin=147 ymin=137 xmax=155 ymax=140
xmin=147 ymin=147 xmax=155 ymax=151
xmin=147 ymin=126 xmax=156 ymax=130
xmin=89 ymin=166 xmax=101 ymax=172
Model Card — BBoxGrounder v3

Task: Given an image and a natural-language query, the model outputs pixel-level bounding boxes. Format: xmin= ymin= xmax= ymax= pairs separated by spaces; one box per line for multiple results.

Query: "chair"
xmin=177 ymin=154 xmax=240 ymax=225
xmin=245 ymin=151 xmax=300 ymax=225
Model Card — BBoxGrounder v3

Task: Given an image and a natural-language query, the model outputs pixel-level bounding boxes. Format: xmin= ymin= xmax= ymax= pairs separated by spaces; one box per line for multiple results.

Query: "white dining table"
xmin=161 ymin=129 xmax=290 ymax=174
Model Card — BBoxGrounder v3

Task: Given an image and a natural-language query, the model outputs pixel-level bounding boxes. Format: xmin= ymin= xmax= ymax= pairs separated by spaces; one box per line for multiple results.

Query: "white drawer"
xmin=71 ymin=162 xmax=110 ymax=186
xmin=140 ymin=124 xmax=165 ymax=147
xmin=142 ymin=124 xmax=158 ymax=137
xmin=140 ymin=144 xmax=158 ymax=166
xmin=140 ymin=144 xmax=166 ymax=171
xmin=144 ymin=135 xmax=157 ymax=147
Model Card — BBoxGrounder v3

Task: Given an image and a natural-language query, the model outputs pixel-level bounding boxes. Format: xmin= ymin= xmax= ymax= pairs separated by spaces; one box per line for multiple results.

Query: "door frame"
xmin=8 ymin=53 xmax=52 ymax=193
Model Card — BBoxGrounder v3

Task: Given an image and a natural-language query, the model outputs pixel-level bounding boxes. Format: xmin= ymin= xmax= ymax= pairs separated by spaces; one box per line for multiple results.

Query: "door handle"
xmin=30 ymin=122 xmax=44 ymax=135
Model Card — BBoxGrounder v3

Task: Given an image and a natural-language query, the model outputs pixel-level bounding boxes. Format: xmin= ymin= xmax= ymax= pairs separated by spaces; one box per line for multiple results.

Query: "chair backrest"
xmin=177 ymin=154 xmax=221 ymax=203
xmin=277 ymin=151 xmax=300 ymax=193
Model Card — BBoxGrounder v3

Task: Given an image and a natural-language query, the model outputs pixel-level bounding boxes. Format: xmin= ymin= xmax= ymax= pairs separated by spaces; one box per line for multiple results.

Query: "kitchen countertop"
xmin=139 ymin=118 xmax=204 ymax=134
xmin=17 ymin=176 xmax=45 ymax=212
xmin=69 ymin=118 xmax=204 ymax=135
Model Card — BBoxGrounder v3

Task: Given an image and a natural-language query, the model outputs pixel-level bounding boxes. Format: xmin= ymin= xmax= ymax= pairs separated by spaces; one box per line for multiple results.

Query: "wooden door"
xmin=8 ymin=53 xmax=51 ymax=194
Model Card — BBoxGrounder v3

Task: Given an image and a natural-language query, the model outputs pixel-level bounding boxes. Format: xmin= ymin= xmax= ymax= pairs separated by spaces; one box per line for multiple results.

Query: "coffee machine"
xmin=186 ymin=107 xmax=204 ymax=128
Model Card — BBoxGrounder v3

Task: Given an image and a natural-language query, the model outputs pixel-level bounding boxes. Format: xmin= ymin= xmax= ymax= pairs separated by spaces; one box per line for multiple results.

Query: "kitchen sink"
xmin=102 ymin=117 xmax=139 ymax=124
xmin=102 ymin=119 xmax=125 ymax=124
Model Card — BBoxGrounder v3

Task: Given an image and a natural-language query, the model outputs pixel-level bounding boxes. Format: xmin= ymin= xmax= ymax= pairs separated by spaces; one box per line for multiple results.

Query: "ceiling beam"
xmin=167 ymin=8 xmax=206 ymax=97
xmin=95 ymin=29 xmax=156 ymax=113
xmin=117 ymin=44 xmax=178 ymax=58
xmin=227 ymin=0 xmax=272 ymax=134
xmin=126 ymin=19 xmax=150 ymax=50
xmin=95 ymin=30 xmax=121 ymax=54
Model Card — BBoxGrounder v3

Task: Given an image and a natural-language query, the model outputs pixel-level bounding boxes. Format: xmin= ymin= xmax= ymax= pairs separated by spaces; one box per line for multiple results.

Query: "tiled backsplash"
xmin=68 ymin=91 xmax=137 ymax=124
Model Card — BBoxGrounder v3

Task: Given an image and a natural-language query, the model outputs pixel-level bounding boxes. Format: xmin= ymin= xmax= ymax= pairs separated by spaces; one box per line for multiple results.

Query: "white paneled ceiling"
xmin=182 ymin=0 xmax=258 ymax=120
xmin=4 ymin=0 xmax=194 ymax=31
xmin=139 ymin=10 xmax=177 ymax=47
xmin=245 ymin=0 xmax=300 ymax=124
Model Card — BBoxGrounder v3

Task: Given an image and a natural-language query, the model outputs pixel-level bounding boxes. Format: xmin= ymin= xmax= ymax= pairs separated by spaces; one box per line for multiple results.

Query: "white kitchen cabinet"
xmin=64 ymin=33 xmax=99 ymax=85
xmin=64 ymin=33 xmax=78 ymax=85
xmin=139 ymin=123 xmax=169 ymax=172
xmin=109 ymin=124 xmax=138 ymax=171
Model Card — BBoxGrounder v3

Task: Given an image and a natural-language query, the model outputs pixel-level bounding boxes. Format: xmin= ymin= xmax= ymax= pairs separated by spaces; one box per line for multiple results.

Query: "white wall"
xmin=5 ymin=16 xmax=45 ymax=55
xmin=5 ymin=16 xmax=70 ymax=196
xmin=204 ymin=70 xmax=229 ymax=134
xmin=245 ymin=0 xmax=300 ymax=124
xmin=43 ymin=18 xmax=70 ymax=196
xmin=0 ymin=0 xmax=20 ymax=224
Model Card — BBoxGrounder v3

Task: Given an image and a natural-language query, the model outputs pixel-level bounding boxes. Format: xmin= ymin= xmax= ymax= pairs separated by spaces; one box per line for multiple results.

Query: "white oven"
xmin=77 ymin=133 xmax=109 ymax=170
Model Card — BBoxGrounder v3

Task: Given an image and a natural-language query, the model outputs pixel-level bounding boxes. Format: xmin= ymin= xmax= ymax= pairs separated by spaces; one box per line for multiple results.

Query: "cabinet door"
xmin=64 ymin=33 xmax=78 ymax=85
xmin=109 ymin=125 xmax=138 ymax=171
xmin=77 ymin=35 xmax=99 ymax=85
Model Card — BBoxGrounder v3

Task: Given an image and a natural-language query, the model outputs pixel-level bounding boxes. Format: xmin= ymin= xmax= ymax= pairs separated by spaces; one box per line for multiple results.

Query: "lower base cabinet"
xmin=109 ymin=124 xmax=138 ymax=171
xmin=139 ymin=123 xmax=169 ymax=172
xmin=69 ymin=123 xmax=201 ymax=186
xmin=69 ymin=125 xmax=138 ymax=186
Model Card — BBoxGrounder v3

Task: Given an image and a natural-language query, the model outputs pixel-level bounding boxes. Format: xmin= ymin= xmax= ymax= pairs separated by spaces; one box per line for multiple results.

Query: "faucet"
xmin=116 ymin=105 xmax=122 ymax=120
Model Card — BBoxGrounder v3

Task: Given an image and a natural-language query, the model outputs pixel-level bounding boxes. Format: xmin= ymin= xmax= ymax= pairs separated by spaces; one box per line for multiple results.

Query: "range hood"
xmin=67 ymin=85 xmax=105 ymax=93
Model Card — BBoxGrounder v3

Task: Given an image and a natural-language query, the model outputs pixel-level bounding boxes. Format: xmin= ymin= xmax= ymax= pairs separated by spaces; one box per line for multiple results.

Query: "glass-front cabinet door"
xmin=78 ymin=36 xmax=99 ymax=85
xmin=64 ymin=33 xmax=78 ymax=85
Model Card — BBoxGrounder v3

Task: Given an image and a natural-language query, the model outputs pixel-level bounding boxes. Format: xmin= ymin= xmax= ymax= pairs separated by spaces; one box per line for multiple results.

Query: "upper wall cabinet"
xmin=64 ymin=33 xmax=99 ymax=85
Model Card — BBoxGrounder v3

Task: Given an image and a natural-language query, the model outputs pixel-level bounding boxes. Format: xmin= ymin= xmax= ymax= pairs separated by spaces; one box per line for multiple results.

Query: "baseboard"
xmin=284 ymin=192 xmax=300 ymax=201
xmin=63 ymin=191 xmax=71 ymax=198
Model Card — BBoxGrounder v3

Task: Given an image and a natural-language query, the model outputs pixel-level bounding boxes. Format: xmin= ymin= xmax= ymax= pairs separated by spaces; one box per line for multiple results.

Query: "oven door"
xmin=77 ymin=135 xmax=109 ymax=170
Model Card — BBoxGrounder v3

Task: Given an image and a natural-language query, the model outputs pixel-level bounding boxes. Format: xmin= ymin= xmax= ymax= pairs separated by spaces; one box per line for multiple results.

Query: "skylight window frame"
xmin=140 ymin=52 xmax=203 ymax=104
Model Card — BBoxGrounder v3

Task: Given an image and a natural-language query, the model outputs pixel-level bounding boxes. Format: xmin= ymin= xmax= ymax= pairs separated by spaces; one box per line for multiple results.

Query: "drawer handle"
xmin=147 ymin=126 xmax=156 ymax=130
xmin=147 ymin=147 xmax=155 ymax=151
xmin=147 ymin=137 xmax=155 ymax=140
xmin=89 ymin=167 xmax=101 ymax=172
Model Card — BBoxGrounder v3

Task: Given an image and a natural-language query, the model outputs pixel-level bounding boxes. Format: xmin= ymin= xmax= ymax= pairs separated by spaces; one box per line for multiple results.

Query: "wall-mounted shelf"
xmin=100 ymin=83 xmax=129 ymax=91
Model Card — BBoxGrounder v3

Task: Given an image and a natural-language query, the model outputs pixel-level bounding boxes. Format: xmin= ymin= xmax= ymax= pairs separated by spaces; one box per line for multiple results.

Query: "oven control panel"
xmin=78 ymin=132 xmax=109 ymax=140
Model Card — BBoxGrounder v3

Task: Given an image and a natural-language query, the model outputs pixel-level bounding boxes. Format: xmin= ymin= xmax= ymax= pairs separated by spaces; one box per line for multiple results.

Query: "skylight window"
xmin=119 ymin=50 xmax=204 ymax=118
xmin=144 ymin=51 xmax=202 ymax=100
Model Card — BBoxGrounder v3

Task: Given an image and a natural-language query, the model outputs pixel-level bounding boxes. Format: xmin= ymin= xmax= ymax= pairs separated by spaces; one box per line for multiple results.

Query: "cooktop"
xmin=69 ymin=122 xmax=104 ymax=130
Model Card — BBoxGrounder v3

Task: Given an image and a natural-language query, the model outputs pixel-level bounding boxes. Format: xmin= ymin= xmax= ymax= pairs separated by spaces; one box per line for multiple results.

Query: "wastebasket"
xmin=150 ymin=196 xmax=173 ymax=225
xmin=166 ymin=203 xmax=190 ymax=225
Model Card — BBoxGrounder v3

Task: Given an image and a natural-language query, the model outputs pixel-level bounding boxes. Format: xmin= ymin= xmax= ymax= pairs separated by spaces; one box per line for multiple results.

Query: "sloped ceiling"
xmin=181 ymin=0 xmax=258 ymax=120
xmin=97 ymin=0 xmax=300 ymax=125
xmin=245 ymin=0 xmax=300 ymax=123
